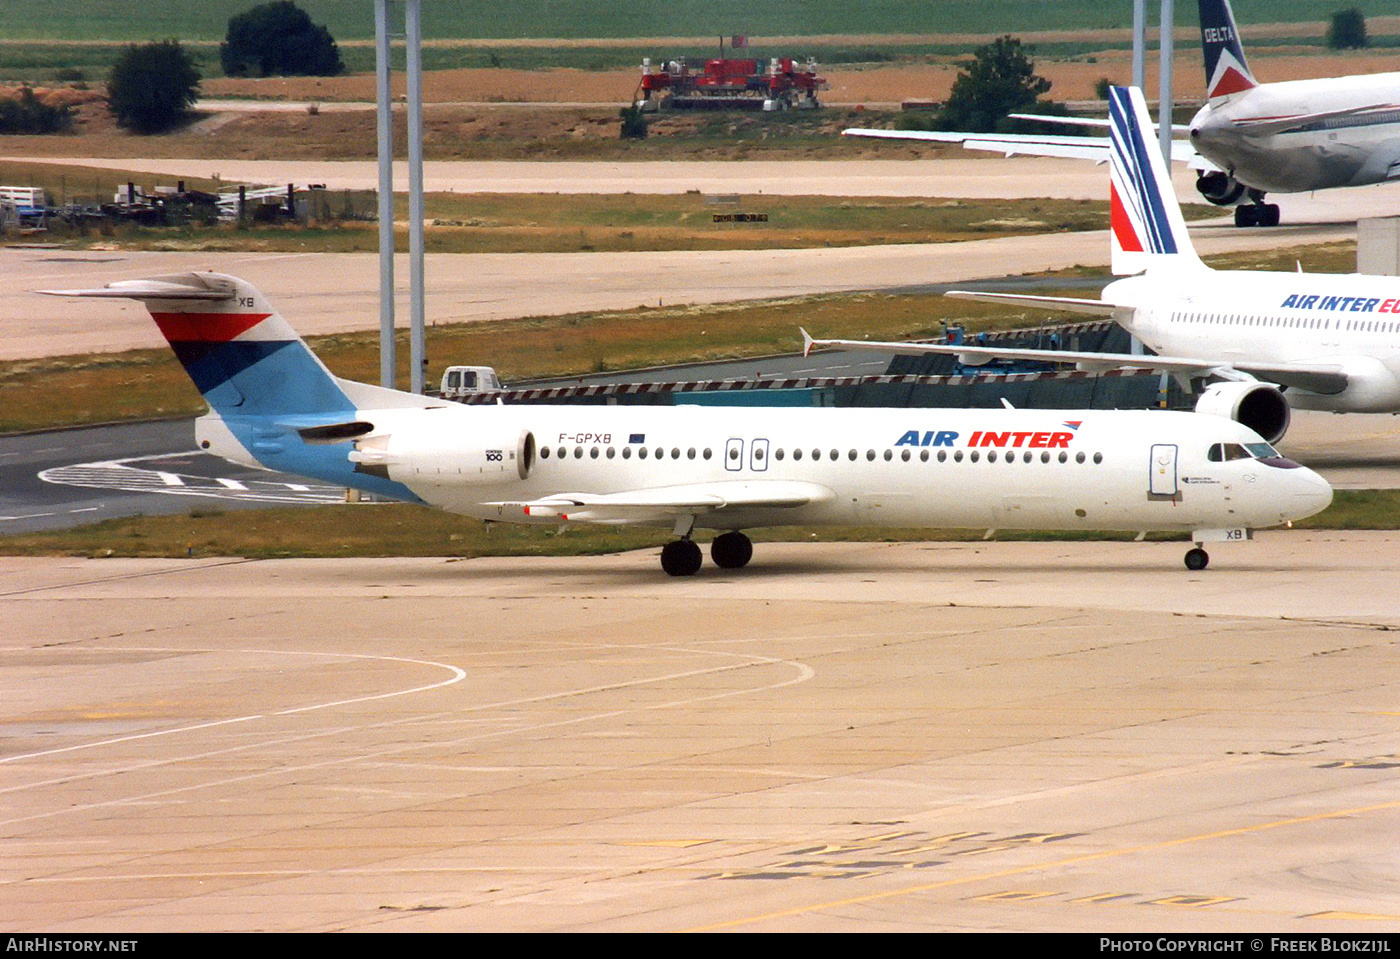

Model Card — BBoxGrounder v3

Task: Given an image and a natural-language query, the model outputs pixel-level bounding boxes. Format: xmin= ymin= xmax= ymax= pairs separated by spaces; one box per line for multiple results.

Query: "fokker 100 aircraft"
xmin=846 ymin=0 xmax=1400 ymax=226
xmin=809 ymin=85 xmax=1400 ymax=447
xmin=43 ymin=272 xmax=1330 ymax=573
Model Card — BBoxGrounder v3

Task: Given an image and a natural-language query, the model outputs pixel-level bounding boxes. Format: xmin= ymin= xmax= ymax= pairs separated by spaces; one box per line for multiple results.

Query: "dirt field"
xmin=8 ymin=40 xmax=1397 ymax=165
xmin=196 ymin=46 xmax=1400 ymax=106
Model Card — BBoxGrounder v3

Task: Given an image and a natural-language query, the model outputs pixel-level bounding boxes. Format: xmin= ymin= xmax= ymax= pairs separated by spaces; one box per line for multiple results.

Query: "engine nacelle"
xmin=1194 ymin=382 xmax=1290 ymax=443
xmin=351 ymin=427 xmax=536 ymax=485
xmin=1196 ymin=170 xmax=1247 ymax=206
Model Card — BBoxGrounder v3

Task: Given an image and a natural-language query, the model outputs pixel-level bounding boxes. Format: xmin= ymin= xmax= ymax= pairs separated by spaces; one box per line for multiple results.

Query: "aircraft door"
xmin=750 ymin=438 xmax=770 ymax=472
xmin=1149 ymin=443 xmax=1179 ymax=496
xmin=725 ymin=437 xmax=744 ymax=472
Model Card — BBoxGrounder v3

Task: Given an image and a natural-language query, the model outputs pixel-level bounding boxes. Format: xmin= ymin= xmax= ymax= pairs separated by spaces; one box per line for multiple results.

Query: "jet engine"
xmin=1195 ymin=170 xmax=1247 ymax=206
xmin=349 ymin=426 xmax=536 ymax=484
xmin=1194 ymin=382 xmax=1290 ymax=443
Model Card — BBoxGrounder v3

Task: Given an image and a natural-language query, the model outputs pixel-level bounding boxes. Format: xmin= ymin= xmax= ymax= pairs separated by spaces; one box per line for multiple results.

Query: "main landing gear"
xmin=659 ymin=531 xmax=754 ymax=576
xmin=1235 ymin=189 xmax=1280 ymax=228
xmin=1184 ymin=547 xmax=1210 ymax=571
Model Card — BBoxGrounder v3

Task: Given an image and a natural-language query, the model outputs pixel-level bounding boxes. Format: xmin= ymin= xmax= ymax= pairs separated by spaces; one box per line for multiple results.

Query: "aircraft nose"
xmin=1290 ymin=467 xmax=1333 ymax=520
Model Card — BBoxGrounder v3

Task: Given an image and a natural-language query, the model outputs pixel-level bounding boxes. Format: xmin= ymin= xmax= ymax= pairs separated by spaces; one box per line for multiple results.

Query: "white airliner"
xmin=43 ymin=271 xmax=1328 ymax=573
xmin=845 ymin=0 xmax=1400 ymax=226
xmin=809 ymin=85 xmax=1400 ymax=446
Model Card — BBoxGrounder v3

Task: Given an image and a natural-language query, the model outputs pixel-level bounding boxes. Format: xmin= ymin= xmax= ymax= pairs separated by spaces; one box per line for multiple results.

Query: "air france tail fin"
xmin=1108 ymin=86 xmax=1205 ymax=276
xmin=1199 ymin=0 xmax=1257 ymax=100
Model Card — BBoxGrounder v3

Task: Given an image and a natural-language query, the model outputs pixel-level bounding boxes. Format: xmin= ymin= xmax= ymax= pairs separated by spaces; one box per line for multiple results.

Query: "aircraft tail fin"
xmin=1108 ymin=86 xmax=1205 ymax=276
xmin=1198 ymin=0 xmax=1257 ymax=100
xmin=41 ymin=272 xmax=425 ymax=420
xmin=43 ymin=272 xmax=437 ymax=503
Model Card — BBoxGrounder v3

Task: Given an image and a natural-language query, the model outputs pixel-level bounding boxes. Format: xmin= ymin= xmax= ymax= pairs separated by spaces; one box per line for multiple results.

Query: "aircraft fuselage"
xmin=1110 ymin=269 xmax=1400 ymax=412
xmin=201 ymin=403 xmax=1331 ymax=536
xmin=1190 ymin=73 xmax=1400 ymax=194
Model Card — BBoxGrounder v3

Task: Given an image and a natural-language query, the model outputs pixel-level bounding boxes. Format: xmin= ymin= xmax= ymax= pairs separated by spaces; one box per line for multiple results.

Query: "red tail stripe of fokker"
xmin=152 ymin=312 xmax=271 ymax=343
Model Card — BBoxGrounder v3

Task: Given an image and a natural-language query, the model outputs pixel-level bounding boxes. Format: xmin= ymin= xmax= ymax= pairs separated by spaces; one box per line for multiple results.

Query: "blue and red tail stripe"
xmin=1108 ymin=86 xmax=1178 ymax=257
xmin=1199 ymin=0 xmax=1257 ymax=100
xmin=152 ymin=309 xmax=354 ymax=418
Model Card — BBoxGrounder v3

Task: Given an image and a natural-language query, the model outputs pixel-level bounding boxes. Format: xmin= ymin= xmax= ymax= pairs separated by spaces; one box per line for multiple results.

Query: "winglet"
xmin=800 ymin=327 xmax=815 ymax=358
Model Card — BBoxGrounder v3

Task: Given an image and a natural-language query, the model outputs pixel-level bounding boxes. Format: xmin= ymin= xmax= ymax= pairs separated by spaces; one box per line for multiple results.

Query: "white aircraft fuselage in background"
xmin=814 ymin=86 xmax=1400 ymax=444
xmin=1190 ymin=72 xmax=1400 ymax=196
xmin=1105 ymin=267 xmax=1400 ymax=414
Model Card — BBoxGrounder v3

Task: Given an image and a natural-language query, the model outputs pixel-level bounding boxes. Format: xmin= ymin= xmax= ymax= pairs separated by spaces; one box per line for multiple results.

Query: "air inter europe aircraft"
xmin=809 ymin=85 xmax=1400 ymax=447
xmin=845 ymin=0 xmax=1400 ymax=227
xmin=44 ymin=273 xmax=1329 ymax=574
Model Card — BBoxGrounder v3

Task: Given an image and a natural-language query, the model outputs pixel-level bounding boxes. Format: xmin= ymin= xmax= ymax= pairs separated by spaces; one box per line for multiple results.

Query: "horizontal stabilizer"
xmin=41 ymin=274 xmax=237 ymax=301
xmin=1227 ymin=103 xmax=1399 ymax=137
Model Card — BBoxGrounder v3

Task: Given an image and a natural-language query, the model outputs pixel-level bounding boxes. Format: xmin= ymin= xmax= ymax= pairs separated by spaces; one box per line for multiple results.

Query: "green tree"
xmin=107 ymin=40 xmax=200 ymax=135
xmin=1326 ymin=8 xmax=1369 ymax=49
xmin=938 ymin=35 xmax=1052 ymax=133
xmin=0 ymin=87 xmax=72 ymax=134
xmin=619 ymin=103 xmax=647 ymax=140
xmin=221 ymin=1 xmax=343 ymax=78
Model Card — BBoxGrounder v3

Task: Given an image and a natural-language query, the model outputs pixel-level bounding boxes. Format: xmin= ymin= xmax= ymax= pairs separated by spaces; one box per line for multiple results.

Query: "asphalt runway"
xmin=3 ymin=535 xmax=1398 ymax=932
xmin=0 ymin=420 xmax=344 ymax=534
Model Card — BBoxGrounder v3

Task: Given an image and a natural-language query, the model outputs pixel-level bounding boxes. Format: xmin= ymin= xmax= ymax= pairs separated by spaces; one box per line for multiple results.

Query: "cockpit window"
xmin=1207 ymin=442 xmax=1253 ymax=462
xmin=1208 ymin=440 xmax=1298 ymax=468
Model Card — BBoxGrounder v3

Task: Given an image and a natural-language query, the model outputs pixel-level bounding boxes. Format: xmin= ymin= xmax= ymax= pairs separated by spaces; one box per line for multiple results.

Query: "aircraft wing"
xmin=491 ymin=480 xmax=834 ymax=524
xmin=942 ymin=290 xmax=1121 ymax=316
xmin=801 ymin=330 xmax=1351 ymax=393
xmin=842 ymin=127 xmax=1112 ymax=161
xmin=842 ymin=127 xmax=1210 ymax=167
xmin=1006 ymin=113 xmax=1193 ymax=134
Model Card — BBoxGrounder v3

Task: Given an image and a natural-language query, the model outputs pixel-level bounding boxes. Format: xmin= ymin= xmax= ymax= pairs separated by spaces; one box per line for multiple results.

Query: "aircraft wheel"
xmin=661 ymin=539 xmax=703 ymax=577
xmin=1184 ymin=547 xmax=1210 ymax=571
xmin=710 ymin=531 xmax=754 ymax=569
xmin=1260 ymin=204 xmax=1280 ymax=227
xmin=1234 ymin=205 xmax=1257 ymax=228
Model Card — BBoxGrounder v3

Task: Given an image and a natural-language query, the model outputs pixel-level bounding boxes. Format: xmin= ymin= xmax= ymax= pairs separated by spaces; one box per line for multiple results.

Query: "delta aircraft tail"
xmin=1199 ymin=0 xmax=1258 ymax=100
xmin=1108 ymin=85 xmax=1206 ymax=276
